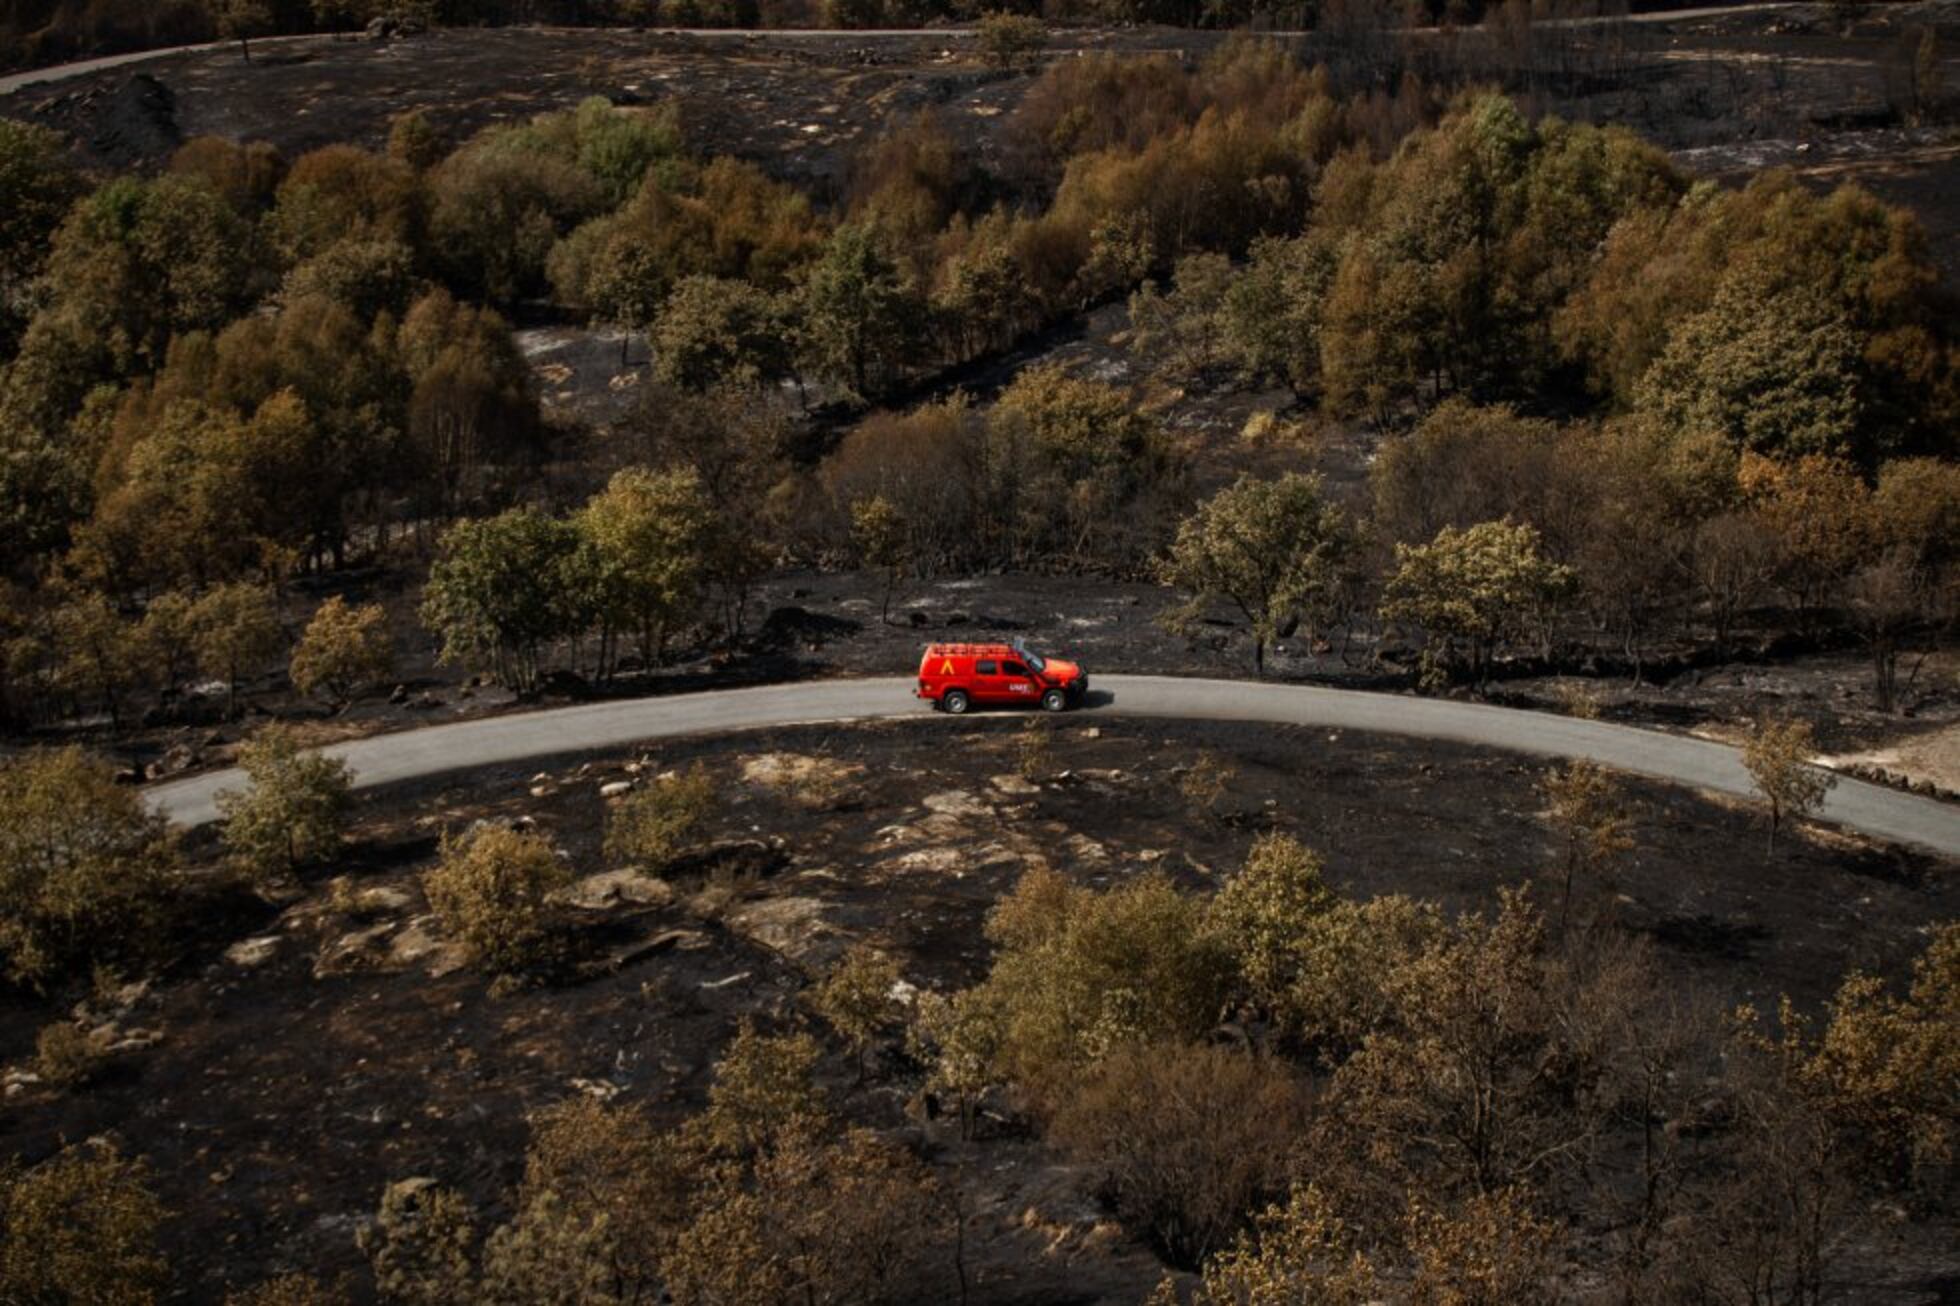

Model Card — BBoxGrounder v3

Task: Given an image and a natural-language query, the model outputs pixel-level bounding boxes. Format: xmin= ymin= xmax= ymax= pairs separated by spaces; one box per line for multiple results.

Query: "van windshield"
xmin=1020 ymin=648 xmax=1047 ymax=673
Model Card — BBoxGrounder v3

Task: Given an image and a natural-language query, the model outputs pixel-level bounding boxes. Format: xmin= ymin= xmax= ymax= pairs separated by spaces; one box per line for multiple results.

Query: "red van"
xmin=917 ymin=641 xmax=1088 ymax=714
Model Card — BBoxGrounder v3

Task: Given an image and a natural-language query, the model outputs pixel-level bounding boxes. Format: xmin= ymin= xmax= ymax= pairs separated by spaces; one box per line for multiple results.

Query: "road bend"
xmin=145 ymin=674 xmax=1960 ymax=856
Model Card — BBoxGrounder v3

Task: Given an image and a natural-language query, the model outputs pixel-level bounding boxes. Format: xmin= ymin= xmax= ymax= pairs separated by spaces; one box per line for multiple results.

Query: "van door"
xmin=973 ymin=658 xmax=1003 ymax=703
xmin=1000 ymin=659 xmax=1036 ymax=701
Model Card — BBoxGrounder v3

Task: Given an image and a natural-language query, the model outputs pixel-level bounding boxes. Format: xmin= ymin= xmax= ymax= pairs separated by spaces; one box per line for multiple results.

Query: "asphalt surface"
xmin=146 ymin=675 xmax=1960 ymax=856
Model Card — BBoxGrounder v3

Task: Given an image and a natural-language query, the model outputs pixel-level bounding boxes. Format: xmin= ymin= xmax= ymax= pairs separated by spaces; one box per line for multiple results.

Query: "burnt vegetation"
xmin=0 ymin=3 xmax=1956 ymax=1302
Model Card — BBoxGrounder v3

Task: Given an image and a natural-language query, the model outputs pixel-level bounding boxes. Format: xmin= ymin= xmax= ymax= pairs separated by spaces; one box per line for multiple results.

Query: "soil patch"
xmin=2 ymin=716 xmax=1952 ymax=1299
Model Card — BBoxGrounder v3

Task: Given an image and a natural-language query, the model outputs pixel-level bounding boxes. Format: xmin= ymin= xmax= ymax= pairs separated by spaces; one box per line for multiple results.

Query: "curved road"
xmin=146 ymin=675 xmax=1960 ymax=856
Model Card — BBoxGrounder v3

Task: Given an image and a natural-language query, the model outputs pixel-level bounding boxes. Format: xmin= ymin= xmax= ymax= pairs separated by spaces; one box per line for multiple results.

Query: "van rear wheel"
xmin=1040 ymin=688 xmax=1068 ymax=713
xmin=941 ymin=689 xmax=970 ymax=715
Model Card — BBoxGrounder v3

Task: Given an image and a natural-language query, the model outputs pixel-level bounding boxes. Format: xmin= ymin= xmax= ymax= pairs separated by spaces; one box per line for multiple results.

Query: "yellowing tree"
xmin=290 ymin=596 xmax=394 ymax=709
xmin=1741 ymin=715 xmax=1836 ymax=855
xmin=1538 ymin=760 xmax=1634 ymax=933
xmin=192 ymin=581 xmax=285 ymax=717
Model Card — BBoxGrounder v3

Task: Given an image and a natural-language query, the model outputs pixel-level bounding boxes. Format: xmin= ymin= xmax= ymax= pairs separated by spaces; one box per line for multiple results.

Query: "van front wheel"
xmin=1040 ymin=688 xmax=1068 ymax=713
xmin=941 ymin=689 xmax=970 ymax=715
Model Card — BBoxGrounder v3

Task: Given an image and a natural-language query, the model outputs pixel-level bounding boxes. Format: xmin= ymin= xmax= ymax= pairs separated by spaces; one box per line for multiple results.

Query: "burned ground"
xmin=1 ymin=716 xmax=1953 ymax=1299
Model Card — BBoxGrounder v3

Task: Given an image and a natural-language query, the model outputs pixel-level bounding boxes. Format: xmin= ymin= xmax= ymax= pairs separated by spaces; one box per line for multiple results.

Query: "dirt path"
xmin=146 ymin=674 xmax=1960 ymax=854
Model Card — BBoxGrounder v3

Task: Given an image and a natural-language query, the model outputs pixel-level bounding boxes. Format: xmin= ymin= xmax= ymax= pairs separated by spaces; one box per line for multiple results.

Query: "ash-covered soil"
xmin=2 ymin=717 xmax=1952 ymax=1300
xmin=4 ymin=8 xmax=1957 ymax=232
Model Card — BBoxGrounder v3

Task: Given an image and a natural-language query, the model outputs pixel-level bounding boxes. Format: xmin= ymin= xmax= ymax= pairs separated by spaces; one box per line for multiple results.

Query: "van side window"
xmin=1003 ymin=661 xmax=1027 ymax=676
xmin=976 ymin=659 xmax=998 ymax=675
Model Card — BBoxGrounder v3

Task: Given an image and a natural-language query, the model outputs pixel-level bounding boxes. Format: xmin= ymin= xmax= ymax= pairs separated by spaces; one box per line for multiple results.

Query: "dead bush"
xmin=1178 ymin=749 xmax=1236 ymax=823
xmin=1050 ymin=1041 xmax=1305 ymax=1269
xmin=1015 ymin=717 xmax=1053 ymax=782
xmin=224 ymin=1274 xmax=353 ymax=1306
xmin=668 ymin=1129 xmax=943 ymax=1306
xmin=33 ymin=1018 xmax=108 ymax=1090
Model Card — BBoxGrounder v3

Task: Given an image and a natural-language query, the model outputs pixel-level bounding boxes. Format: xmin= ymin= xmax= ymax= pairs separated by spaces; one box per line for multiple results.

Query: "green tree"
xmin=0 ymin=747 xmax=177 ymax=989
xmin=225 ymin=1273 xmax=353 ymax=1306
xmin=651 ymin=275 xmax=795 ymax=393
xmin=0 ymin=1141 xmax=167 ymax=1306
xmin=37 ymin=173 xmax=259 ymax=384
xmin=0 ymin=119 xmax=84 ymax=356
xmin=423 ymin=825 xmax=573 ymax=975
xmin=290 ymin=595 xmax=394 ymax=709
xmin=1382 ymin=519 xmax=1575 ymax=688
xmin=680 ymin=1021 xmax=830 ymax=1162
xmin=1741 ymin=715 xmax=1836 ymax=855
xmin=1220 ymin=233 xmax=1340 ymax=396
xmin=812 ymin=942 xmax=902 ymax=1083
xmin=387 ymin=108 xmax=446 ymax=171
xmin=977 ymin=11 xmax=1047 ymax=67
xmin=1160 ymin=473 xmax=1348 ymax=675
xmin=1207 ymin=833 xmax=1339 ymax=1015
xmin=191 ymin=581 xmax=285 ymax=716
xmin=216 ymin=725 xmax=354 ymax=882
xmin=49 ymin=590 xmax=138 ymax=726
xmin=270 ymin=145 xmax=422 ymax=264
xmin=972 ymin=867 xmax=1234 ymax=1108
xmin=421 ymin=508 xmax=590 ymax=693
xmin=797 ymin=223 xmax=922 ymax=401
xmin=577 ymin=468 xmax=718 ymax=675
xmin=357 ymin=1178 xmax=479 ymax=1306
xmin=1184 ymin=1185 xmax=1380 ymax=1305
xmin=430 ymin=135 xmax=607 ymax=303
xmin=1635 ymin=270 xmax=1866 ymax=461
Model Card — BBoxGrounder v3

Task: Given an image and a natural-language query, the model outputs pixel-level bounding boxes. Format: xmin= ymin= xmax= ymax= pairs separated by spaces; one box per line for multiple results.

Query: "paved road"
xmin=146 ymin=675 xmax=1960 ymax=856
xmin=0 ymin=6 xmax=1800 ymax=97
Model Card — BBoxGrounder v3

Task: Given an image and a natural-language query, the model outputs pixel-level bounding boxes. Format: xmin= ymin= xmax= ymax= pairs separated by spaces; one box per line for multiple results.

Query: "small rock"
xmin=144 ymin=743 xmax=198 ymax=781
xmin=410 ymin=692 xmax=442 ymax=710
xmin=356 ymin=885 xmax=414 ymax=914
xmin=564 ymin=869 xmax=674 ymax=911
xmin=922 ymin=789 xmax=991 ymax=819
xmin=389 ymin=684 xmax=409 ymax=705
xmin=599 ymin=780 xmax=635 ymax=799
xmin=226 ymin=936 xmax=281 ymax=968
